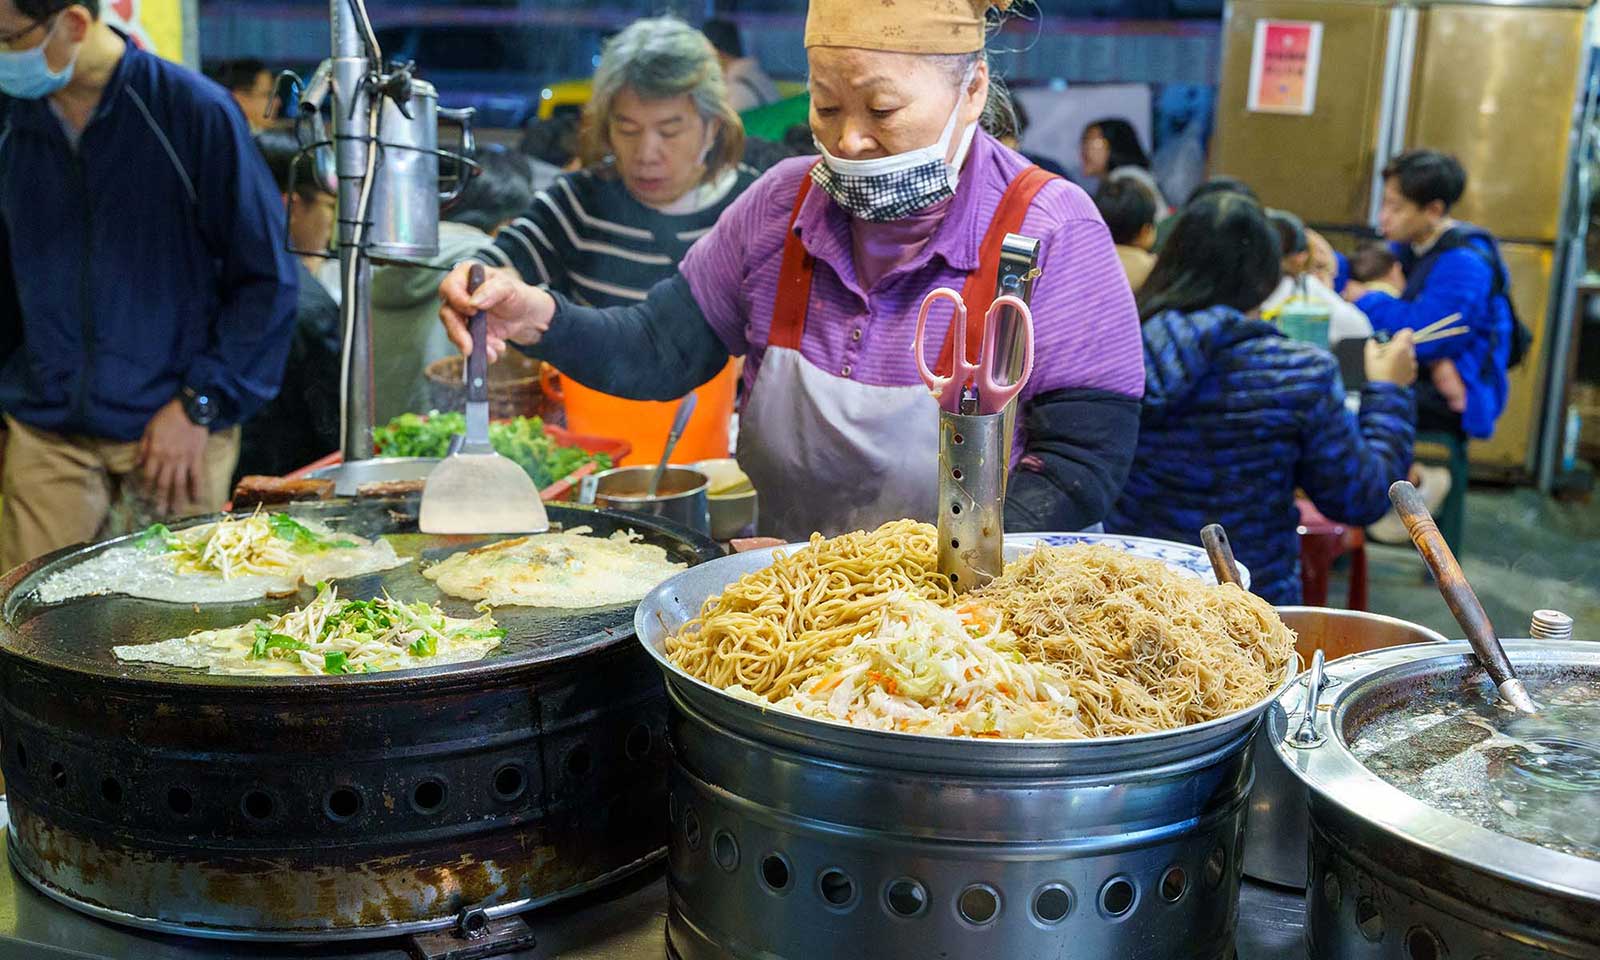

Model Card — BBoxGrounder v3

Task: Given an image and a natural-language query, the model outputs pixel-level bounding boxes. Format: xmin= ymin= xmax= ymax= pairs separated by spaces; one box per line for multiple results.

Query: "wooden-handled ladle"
xmin=1200 ymin=524 xmax=1243 ymax=588
xmin=1388 ymin=480 xmax=1538 ymax=714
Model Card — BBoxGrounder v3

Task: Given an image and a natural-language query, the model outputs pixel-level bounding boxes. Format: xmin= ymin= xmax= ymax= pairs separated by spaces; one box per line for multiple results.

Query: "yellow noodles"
xmin=972 ymin=545 xmax=1296 ymax=737
xmin=665 ymin=521 xmax=954 ymax=697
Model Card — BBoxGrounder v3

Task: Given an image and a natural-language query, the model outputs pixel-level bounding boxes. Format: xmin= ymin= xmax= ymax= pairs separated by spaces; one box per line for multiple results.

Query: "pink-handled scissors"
xmin=913 ymin=286 xmax=1036 ymax=415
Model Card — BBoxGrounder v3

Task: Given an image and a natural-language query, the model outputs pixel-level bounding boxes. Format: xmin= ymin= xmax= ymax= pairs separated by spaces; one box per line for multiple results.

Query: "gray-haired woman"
xmin=481 ymin=15 xmax=757 ymax=308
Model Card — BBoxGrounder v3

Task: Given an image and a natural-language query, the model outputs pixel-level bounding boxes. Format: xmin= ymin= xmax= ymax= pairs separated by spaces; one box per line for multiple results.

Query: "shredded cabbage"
xmin=728 ymin=594 xmax=1084 ymax=740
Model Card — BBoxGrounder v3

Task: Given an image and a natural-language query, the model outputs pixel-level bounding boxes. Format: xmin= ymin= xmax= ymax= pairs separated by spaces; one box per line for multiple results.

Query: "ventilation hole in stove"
xmin=1203 ymin=845 xmax=1226 ymax=889
xmin=1160 ymin=867 xmax=1188 ymax=903
xmin=625 ymin=724 xmax=653 ymax=761
xmin=1032 ymin=885 xmax=1072 ymax=925
xmin=99 ymin=778 xmax=122 ymax=805
xmin=1322 ymin=872 xmax=1342 ymax=912
xmin=759 ymin=853 xmax=791 ymax=893
xmin=1405 ymin=926 xmax=1442 ymax=960
xmin=818 ymin=869 xmax=855 ymax=909
xmin=958 ymin=885 xmax=1000 ymax=926
xmin=1355 ymin=897 xmax=1384 ymax=942
xmin=241 ymin=790 xmax=275 ymax=822
xmin=885 ymin=878 xmax=928 ymax=919
xmin=712 ymin=830 xmax=738 ymax=872
xmin=167 ymin=786 xmax=194 ymax=816
xmin=492 ymin=764 xmax=527 ymax=802
xmin=411 ymin=778 xmax=448 ymax=815
xmin=14 ymin=741 xmax=26 ymax=771
xmin=324 ymin=787 xmax=363 ymax=822
xmin=950 ymin=502 xmax=963 ymax=516
xmin=1099 ymin=877 xmax=1137 ymax=918
xmin=950 ymin=538 xmax=961 ymax=550
xmin=47 ymin=762 xmax=65 ymax=789
xmin=565 ymin=745 xmax=594 ymax=779
xmin=683 ymin=807 xmax=702 ymax=851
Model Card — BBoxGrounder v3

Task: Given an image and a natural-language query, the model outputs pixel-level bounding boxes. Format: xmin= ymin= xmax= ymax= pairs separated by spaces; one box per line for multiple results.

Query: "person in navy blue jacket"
xmin=1342 ymin=150 xmax=1512 ymax=440
xmin=0 ymin=0 xmax=297 ymax=570
xmin=1108 ymin=193 xmax=1417 ymax=605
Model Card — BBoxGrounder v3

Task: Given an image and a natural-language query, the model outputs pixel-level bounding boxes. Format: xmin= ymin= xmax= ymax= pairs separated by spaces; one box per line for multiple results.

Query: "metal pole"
xmin=332 ymin=0 xmax=376 ymax=463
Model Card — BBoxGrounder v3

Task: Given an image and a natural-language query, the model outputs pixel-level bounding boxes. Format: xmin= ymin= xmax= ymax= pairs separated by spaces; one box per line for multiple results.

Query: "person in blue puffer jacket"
xmin=1108 ymin=193 xmax=1417 ymax=605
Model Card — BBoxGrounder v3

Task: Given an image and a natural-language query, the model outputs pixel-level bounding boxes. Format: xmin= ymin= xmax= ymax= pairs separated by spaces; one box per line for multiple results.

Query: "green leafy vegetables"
xmin=372 ymin=412 xmax=612 ymax=488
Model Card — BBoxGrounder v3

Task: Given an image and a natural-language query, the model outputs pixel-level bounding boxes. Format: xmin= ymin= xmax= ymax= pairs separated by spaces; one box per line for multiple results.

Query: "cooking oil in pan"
xmin=1351 ymin=679 xmax=1600 ymax=861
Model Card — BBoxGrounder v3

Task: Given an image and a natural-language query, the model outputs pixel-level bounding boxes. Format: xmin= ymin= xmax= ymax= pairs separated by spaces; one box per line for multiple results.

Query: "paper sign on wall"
xmin=1247 ymin=19 xmax=1323 ymax=116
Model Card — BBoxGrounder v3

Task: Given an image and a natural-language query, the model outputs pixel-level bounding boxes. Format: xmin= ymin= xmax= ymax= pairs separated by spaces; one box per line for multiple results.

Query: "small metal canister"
xmin=579 ymin=466 xmax=711 ymax=536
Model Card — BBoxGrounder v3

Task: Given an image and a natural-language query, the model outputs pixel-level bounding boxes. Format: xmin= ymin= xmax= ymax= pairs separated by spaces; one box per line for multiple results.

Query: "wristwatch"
xmin=180 ymin=386 xmax=218 ymax=428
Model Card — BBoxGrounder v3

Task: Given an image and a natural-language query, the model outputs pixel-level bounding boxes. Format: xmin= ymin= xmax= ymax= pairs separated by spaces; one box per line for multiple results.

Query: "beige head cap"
xmin=804 ymin=0 xmax=1012 ymax=55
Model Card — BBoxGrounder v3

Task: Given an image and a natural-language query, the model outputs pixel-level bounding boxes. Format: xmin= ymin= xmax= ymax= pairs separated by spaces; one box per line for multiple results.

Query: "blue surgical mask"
xmin=0 ymin=18 xmax=77 ymax=100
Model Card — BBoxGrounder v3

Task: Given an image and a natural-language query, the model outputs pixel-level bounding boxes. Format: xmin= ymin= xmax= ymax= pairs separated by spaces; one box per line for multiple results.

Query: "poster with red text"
xmin=1247 ymin=19 xmax=1323 ymax=116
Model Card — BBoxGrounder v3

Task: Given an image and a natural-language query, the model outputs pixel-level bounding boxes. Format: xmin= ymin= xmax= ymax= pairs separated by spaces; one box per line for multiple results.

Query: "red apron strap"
xmin=769 ymin=171 xmax=819 ymax=351
xmin=935 ymin=165 xmax=1058 ymax=373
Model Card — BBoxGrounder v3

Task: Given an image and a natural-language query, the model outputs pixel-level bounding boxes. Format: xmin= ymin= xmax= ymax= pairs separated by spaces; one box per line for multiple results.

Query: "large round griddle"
xmin=0 ymin=497 xmax=722 ymax=940
xmin=2 ymin=498 xmax=721 ymax=690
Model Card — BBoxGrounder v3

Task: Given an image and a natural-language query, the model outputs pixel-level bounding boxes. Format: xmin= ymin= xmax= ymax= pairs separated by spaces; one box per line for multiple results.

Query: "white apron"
xmin=734 ymin=166 xmax=1058 ymax=541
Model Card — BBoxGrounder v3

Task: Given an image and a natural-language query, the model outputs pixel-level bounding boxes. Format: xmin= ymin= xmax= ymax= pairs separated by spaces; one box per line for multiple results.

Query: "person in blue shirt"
xmin=0 ymin=0 xmax=297 ymax=570
xmin=1342 ymin=150 xmax=1513 ymax=441
xmin=1109 ymin=193 xmax=1417 ymax=605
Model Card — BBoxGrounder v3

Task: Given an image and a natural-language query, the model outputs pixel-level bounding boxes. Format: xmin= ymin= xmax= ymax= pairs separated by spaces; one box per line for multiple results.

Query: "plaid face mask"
xmin=811 ymin=73 xmax=978 ymax=223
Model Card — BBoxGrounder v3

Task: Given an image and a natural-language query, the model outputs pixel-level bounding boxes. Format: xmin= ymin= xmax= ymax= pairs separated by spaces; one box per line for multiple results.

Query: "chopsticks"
xmin=1414 ymin=312 xmax=1462 ymax=340
xmin=1373 ymin=312 xmax=1467 ymax=346
xmin=1413 ymin=325 xmax=1470 ymax=345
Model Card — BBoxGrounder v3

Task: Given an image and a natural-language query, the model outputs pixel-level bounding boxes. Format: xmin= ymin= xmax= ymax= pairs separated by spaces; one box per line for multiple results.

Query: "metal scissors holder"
xmin=938 ymin=408 xmax=1007 ymax=591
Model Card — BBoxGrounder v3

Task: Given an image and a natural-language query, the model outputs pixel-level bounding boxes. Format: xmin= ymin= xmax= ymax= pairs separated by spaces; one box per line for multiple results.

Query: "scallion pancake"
xmin=37 ymin=510 xmax=405 ymax=605
xmin=422 ymin=526 xmax=685 ymax=608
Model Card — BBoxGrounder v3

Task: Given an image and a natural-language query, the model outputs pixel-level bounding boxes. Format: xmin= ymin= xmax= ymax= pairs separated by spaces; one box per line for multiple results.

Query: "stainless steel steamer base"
xmin=638 ymin=544 xmax=1294 ymax=960
xmin=0 ymin=499 xmax=722 ymax=939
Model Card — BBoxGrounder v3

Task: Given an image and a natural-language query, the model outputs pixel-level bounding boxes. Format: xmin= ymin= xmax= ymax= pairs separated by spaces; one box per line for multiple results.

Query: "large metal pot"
xmin=636 ymin=539 xmax=1293 ymax=960
xmin=1274 ymin=640 xmax=1600 ymax=957
xmin=1243 ymin=608 xmax=1448 ymax=888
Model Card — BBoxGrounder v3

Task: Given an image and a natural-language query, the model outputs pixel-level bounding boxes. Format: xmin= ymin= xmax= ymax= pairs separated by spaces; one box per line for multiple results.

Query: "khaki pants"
xmin=0 ymin=416 xmax=241 ymax=572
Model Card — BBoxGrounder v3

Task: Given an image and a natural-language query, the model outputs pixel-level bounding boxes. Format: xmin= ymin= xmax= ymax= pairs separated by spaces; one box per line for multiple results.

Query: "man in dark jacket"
xmin=1344 ymin=150 xmax=1513 ymax=440
xmin=0 ymin=0 xmax=297 ymax=570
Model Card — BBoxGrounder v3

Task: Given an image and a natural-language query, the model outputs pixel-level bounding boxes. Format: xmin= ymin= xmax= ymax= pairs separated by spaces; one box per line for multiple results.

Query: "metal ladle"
xmin=1389 ymin=480 xmax=1538 ymax=713
xmin=647 ymin=393 xmax=699 ymax=499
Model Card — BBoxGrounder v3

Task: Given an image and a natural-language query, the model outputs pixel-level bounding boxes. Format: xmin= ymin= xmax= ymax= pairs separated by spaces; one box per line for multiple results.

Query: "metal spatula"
xmin=419 ymin=265 xmax=550 ymax=535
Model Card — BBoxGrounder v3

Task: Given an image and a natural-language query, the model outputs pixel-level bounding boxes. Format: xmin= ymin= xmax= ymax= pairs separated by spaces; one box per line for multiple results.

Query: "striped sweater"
xmin=480 ymin=164 xmax=761 ymax=306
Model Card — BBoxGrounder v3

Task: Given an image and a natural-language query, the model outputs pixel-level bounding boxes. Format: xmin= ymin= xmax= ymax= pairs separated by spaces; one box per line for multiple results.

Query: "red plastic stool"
xmin=1296 ymin=498 xmax=1368 ymax=610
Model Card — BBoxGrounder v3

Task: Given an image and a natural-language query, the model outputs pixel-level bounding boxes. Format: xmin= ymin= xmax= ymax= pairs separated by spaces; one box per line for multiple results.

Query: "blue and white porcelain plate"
xmin=1002 ymin=532 xmax=1252 ymax=590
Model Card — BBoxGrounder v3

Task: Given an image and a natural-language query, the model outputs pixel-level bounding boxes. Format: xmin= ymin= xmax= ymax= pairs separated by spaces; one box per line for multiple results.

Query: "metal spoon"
xmin=647 ymin=394 xmax=699 ymax=499
xmin=1389 ymin=480 xmax=1538 ymax=713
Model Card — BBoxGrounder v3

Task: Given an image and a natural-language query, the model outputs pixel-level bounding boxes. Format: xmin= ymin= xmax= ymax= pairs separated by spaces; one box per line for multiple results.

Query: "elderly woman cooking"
xmin=440 ymin=0 xmax=1144 ymax=540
